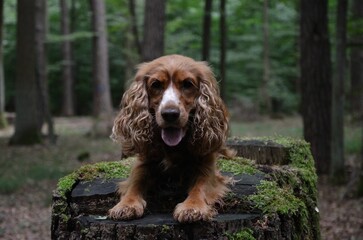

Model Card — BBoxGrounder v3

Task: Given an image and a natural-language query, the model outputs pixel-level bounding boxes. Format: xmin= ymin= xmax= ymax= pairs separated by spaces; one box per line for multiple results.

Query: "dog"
xmin=108 ymin=55 xmax=235 ymax=222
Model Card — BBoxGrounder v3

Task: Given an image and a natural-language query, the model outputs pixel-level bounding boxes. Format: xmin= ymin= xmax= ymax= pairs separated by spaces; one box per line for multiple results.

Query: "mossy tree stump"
xmin=51 ymin=137 xmax=320 ymax=240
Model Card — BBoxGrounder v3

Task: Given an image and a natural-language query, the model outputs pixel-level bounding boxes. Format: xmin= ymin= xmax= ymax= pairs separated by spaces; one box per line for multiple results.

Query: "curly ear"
xmin=190 ymin=62 xmax=229 ymax=156
xmin=111 ymin=76 xmax=152 ymax=156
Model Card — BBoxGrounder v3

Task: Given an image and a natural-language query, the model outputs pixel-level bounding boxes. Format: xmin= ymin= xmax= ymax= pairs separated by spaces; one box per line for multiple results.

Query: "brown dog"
xmin=109 ymin=55 xmax=234 ymax=222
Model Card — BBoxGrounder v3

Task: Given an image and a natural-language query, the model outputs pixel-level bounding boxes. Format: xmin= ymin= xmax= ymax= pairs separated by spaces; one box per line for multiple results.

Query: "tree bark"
xmin=124 ymin=0 xmax=141 ymax=90
xmin=202 ymin=0 xmax=212 ymax=62
xmin=219 ymin=0 xmax=226 ymax=100
xmin=89 ymin=0 xmax=113 ymax=136
xmin=350 ymin=0 xmax=363 ymax=121
xmin=142 ymin=0 xmax=166 ymax=62
xmin=300 ymin=0 xmax=332 ymax=175
xmin=331 ymin=0 xmax=348 ymax=183
xmin=0 ymin=0 xmax=6 ymax=129
xmin=260 ymin=0 xmax=271 ymax=114
xmin=35 ymin=0 xmax=56 ymax=144
xmin=89 ymin=0 xmax=112 ymax=117
xmin=128 ymin=0 xmax=141 ymax=57
xmin=10 ymin=0 xmax=43 ymax=145
xmin=60 ymin=0 xmax=75 ymax=116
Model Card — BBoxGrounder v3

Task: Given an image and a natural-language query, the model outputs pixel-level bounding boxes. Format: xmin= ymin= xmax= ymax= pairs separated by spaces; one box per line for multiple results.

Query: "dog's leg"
xmin=108 ymin=159 xmax=148 ymax=220
xmin=173 ymin=154 xmax=228 ymax=222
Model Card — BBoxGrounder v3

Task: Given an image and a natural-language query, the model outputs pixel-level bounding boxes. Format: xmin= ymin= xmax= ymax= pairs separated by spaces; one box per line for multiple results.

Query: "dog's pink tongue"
xmin=161 ymin=128 xmax=184 ymax=146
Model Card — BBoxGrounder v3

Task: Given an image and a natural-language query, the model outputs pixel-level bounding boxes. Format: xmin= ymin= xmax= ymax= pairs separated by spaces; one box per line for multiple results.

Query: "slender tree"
xmin=10 ymin=0 xmax=42 ymax=145
xmin=260 ymin=0 xmax=271 ymax=113
xmin=350 ymin=0 xmax=363 ymax=121
xmin=129 ymin=0 xmax=141 ymax=57
xmin=331 ymin=0 xmax=348 ymax=183
xmin=202 ymin=0 xmax=212 ymax=62
xmin=35 ymin=0 xmax=56 ymax=144
xmin=219 ymin=0 xmax=226 ymax=100
xmin=300 ymin=0 xmax=332 ymax=174
xmin=350 ymin=0 xmax=363 ymax=196
xmin=0 ymin=0 xmax=6 ymax=129
xmin=124 ymin=0 xmax=141 ymax=89
xmin=89 ymin=0 xmax=113 ymax=136
xmin=357 ymin=121 xmax=363 ymax=197
xmin=142 ymin=0 xmax=166 ymax=62
xmin=60 ymin=0 xmax=75 ymax=116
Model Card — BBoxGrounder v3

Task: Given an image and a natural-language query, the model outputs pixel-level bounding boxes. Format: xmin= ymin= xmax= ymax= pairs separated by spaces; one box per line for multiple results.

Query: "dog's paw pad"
xmin=173 ymin=202 xmax=215 ymax=223
xmin=108 ymin=199 xmax=145 ymax=220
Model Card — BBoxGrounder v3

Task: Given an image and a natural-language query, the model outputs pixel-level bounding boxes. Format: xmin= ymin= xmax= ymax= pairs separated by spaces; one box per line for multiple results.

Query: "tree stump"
xmin=51 ymin=137 xmax=320 ymax=240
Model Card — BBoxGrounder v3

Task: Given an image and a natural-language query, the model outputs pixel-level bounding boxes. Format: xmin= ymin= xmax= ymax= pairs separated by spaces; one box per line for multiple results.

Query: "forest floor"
xmin=0 ymin=116 xmax=362 ymax=240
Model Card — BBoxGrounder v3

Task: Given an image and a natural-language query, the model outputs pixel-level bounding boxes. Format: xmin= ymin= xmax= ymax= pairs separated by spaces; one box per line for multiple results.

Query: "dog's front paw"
xmin=108 ymin=198 xmax=146 ymax=220
xmin=173 ymin=200 xmax=216 ymax=223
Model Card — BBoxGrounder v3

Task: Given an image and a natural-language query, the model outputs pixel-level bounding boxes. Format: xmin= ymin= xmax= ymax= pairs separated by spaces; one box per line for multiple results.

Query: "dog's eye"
xmin=150 ymin=80 xmax=163 ymax=90
xmin=182 ymin=79 xmax=194 ymax=90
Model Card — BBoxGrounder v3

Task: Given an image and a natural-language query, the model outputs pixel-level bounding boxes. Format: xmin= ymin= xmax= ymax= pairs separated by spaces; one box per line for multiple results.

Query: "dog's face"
xmin=145 ymin=68 xmax=200 ymax=146
xmin=112 ymin=54 xmax=228 ymax=156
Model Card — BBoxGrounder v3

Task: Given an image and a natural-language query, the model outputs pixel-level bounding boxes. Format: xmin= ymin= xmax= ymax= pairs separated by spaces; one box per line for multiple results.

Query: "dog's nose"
xmin=161 ymin=108 xmax=180 ymax=122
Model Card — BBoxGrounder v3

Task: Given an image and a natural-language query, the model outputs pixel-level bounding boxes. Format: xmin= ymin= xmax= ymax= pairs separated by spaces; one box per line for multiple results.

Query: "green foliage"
xmin=226 ymin=228 xmax=255 ymax=240
xmin=2 ymin=0 xmax=302 ymax=115
xmin=0 ymin=175 xmax=23 ymax=194
xmin=0 ymin=112 xmax=8 ymax=129
xmin=345 ymin=125 xmax=362 ymax=154
xmin=47 ymin=31 xmax=94 ymax=43
xmin=226 ymin=1 xmax=299 ymax=113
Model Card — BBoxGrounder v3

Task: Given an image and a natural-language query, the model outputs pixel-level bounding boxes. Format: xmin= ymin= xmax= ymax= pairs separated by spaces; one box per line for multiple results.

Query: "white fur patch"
xmin=160 ymin=83 xmax=179 ymax=107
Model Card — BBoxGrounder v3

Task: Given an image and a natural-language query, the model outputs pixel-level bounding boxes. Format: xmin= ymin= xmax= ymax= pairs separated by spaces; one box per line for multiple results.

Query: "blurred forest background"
xmin=0 ymin=0 xmax=362 ymax=239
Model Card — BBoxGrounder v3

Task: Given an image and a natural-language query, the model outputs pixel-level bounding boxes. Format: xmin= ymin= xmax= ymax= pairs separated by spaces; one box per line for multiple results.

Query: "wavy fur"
xmin=189 ymin=62 xmax=229 ymax=155
xmin=111 ymin=75 xmax=153 ymax=156
xmin=109 ymin=55 xmax=235 ymax=223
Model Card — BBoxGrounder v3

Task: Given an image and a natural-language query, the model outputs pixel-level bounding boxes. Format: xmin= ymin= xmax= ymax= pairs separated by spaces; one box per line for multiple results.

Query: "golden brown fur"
xmin=109 ymin=55 xmax=235 ymax=222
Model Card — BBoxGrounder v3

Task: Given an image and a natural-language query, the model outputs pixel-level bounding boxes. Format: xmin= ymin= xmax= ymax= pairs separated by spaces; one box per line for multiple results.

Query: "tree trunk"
xmin=260 ymin=0 xmax=271 ymax=114
xmin=359 ymin=124 xmax=363 ymax=196
xmin=10 ymin=0 xmax=43 ymax=145
xmin=300 ymin=0 xmax=332 ymax=175
xmin=124 ymin=0 xmax=141 ymax=90
xmin=35 ymin=0 xmax=56 ymax=144
xmin=331 ymin=0 xmax=348 ymax=183
xmin=202 ymin=0 xmax=212 ymax=62
xmin=0 ymin=0 xmax=6 ymax=129
xmin=350 ymin=0 xmax=363 ymax=121
xmin=89 ymin=0 xmax=113 ymax=136
xmin=219 ymin=0 xmax=226 ymax=100
xmin=362 ymin=125 xmax=363 ymax=166
xmin=142 ymin=0 xmax=166 ymax=62
xmin=60 ymin=0 xmax=74 ymax=116
xmin=129 ymin=0 xmax=141 ymax=57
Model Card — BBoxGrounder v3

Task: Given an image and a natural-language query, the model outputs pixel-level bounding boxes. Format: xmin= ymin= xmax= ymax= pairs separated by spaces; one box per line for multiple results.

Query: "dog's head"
xmin=112 ymin=55 xmax=229 ymax=156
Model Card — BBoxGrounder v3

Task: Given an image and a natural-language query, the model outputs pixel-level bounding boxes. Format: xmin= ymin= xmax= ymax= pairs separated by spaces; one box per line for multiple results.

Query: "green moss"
xmin=234 ymin=136 xmax=318 ymax=196
xmin=161 ymin=225 xmax=171 ymax=233
xmin=56 ymin=157 xmax=134 ymax=197
xmin=238 ymin=137 xmax=319 ymax=239
xmin=249 ymin=180 xmax=307 ymax=216
xmin=57 ymin=172 xmax=78 ymax=197
xmin=218 ymin=157 xmax=261 ymax=175
xmin=226 ymin=228 xmax=255 ymax=240
xmin=60 ymin=213 xmax=70 ymax=222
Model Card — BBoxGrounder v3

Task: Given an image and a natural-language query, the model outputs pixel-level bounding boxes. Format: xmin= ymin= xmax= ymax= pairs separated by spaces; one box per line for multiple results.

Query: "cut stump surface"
xmin=51 ymin=137 xmax=320 ymax=240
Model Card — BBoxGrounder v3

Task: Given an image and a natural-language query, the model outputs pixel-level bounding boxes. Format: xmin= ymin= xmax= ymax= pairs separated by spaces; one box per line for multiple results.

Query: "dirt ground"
xmin=0 ymin=117 xmax=362 ymax=240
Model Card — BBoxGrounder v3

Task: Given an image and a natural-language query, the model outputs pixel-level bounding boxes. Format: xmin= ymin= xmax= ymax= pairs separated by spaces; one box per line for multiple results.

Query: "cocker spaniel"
xmin=109 ymin=54 xmax=235 ymax=222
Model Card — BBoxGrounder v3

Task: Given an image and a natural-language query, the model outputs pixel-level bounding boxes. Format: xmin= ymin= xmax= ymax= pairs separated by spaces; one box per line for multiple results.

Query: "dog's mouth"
xmin=161 ymin=127 xmax=185 ymax=147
